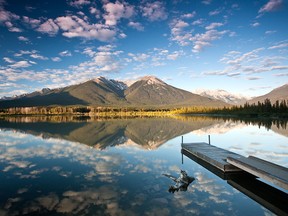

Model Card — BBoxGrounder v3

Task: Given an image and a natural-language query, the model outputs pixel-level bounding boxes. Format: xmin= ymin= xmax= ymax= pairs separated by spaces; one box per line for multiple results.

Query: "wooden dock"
xmin=227 ymin=156 xmax=288 ymax=190
xmin=181 ymin=142 xmax=244 ymax=172
xmin=181 ymin=140 xmax=288 ymax=215
xmin=181 ymin=141 xmax=288 ymax=191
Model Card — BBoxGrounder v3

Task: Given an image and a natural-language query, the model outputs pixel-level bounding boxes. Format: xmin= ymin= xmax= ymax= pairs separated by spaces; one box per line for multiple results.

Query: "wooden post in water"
xmin=208 ymin=135 xmax=211 ymax=145
xmin=181 ymin=136 xmax=183 ymax=145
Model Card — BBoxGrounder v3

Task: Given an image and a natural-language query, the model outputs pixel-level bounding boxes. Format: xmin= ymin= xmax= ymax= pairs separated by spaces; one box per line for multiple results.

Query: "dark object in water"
xmin=162 ymin=170 xmax=195 ymax=193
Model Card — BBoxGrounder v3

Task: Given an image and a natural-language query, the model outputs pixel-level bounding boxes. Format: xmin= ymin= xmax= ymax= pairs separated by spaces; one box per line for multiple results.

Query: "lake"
xmin=0 ymin=116 xmax=287 ymax=216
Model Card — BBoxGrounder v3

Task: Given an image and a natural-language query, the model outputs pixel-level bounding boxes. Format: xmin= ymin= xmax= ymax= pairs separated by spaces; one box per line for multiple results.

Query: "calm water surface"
xmin=0 ymin=116 xmax=287 ymax=216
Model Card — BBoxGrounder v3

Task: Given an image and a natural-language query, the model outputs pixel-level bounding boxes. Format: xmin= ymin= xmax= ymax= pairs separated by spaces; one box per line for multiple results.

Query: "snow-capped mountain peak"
xmin=94 ymin=77 xmax=127 ymax=90
xmin=141 ymin=76 xmax=166 ymax=86
xmin=193 ymin=89 xmax=251 ymax=105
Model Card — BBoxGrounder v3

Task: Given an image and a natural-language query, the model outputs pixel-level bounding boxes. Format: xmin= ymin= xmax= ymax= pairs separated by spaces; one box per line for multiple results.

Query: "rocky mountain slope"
xmin=0 ymin=76 xmax=227 ymax=108
xmin=248 ymin=84 xmax=288 ymax=104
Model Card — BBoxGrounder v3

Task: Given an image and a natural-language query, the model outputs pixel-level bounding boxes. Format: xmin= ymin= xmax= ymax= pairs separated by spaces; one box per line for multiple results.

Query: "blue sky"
xmin=0 ymin=0 xmax=287 ymax=98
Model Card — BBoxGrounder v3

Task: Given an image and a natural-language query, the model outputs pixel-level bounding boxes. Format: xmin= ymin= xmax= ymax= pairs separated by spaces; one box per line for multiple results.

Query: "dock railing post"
xmin=208 ymin=135 xmax=210 ymax=145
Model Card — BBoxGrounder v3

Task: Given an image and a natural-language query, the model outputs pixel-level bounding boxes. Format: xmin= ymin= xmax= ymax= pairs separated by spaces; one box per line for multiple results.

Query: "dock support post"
xmin=181 ymin=136 xmax=183 ymax=145
xmin=208 ymin=135 xmax=210 ymax=145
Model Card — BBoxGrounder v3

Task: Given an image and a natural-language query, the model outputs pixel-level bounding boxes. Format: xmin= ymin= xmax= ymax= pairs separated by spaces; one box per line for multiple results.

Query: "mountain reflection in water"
xmin=0 ymin=116 xmax=287 ymax=215
xmin=0 ymin=116 xmax=287 ymax=149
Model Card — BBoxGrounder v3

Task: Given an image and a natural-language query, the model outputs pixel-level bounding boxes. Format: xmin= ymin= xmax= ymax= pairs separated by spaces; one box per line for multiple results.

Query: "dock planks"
xmin=227 ymin=156 xmax=288 ymax=190
xmin=181 ymin=142 xmax=244 ymax=172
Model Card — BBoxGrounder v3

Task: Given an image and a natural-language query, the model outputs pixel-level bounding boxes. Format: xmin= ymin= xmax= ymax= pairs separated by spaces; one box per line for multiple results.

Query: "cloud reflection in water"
xmin=0 ymin=117 xmax=286 ymax=215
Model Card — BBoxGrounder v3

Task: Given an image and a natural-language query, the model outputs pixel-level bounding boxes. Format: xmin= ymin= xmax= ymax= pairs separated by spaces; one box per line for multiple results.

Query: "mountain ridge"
xmin=1 ymin=77 xmax=286 ymax=108
xmin=0 ymin=76 xmax=227 ymax=108
xmin=248 ymin=83 xmax=288 ymax=104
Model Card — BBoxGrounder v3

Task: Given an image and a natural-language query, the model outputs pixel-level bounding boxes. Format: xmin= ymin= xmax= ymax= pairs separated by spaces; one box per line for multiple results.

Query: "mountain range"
xmin=0 ymin=76 xmax=227 ymax=108
xmin=0 ymin=76 xmax=287 ymax=108
xmin=193 ymin=89 xmax=251 ymax=105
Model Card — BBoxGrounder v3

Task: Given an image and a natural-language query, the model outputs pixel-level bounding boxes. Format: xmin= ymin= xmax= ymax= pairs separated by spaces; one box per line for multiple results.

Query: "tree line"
xmin=208 ymin=99 xmax=288 ymax=117
xmin=0 ymin=98 xmax=287 ymax=118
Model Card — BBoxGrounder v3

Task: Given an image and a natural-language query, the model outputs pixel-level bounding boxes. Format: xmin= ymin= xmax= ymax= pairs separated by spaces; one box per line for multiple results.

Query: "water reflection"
xmin=0 ymin=116 xmax=287 ymax=215
xmin=1 ymin=116 xmax=287 ymax=149
xmin=0 ymin=117 xmax=222 ymax=149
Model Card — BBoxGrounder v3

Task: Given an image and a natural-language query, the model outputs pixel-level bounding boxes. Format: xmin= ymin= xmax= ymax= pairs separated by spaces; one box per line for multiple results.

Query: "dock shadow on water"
xmin=0 ymin=116 xmax=287 ymax=215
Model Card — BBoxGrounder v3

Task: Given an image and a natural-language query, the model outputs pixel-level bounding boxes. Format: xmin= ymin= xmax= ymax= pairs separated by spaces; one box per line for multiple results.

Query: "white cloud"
xmin=205 ymin=22 xmax=223 ymax=30
xmin=129 ymin=53 xmax=150 ymax=62
xmin=55 ymin=16 xmax=78 ymax=31
xmin=167 ymin=51 xmax=182 ymax=60
xmin=0 ymin=9 xmax=21 ymax=32
xmin=22 ymin=16 xmax=41 ymax=28
xmin=56 ymin=15 xmax=116 ymax=41
xmin=207 ymin=47 xmax=288 ymax=79
xmin=192 ymin=19 xmax=204 ymax=26
xmin=192 ymin=29 xmax=228 ymax=53
xmin=36 ymin=19 xmax=59 ymax=36
xmin=69 ymin=0 xmax=90 ymax=8
xmin=59 ymin=50 xmax=72 ymax=57
xmin=202 ymin=0 xmax=212 ymax=5
xmin=209 ymin=8 xmax=221 ymax=16
xmin=141 ymin=1 xmax=168 ymax=21
xmin=10 ymin=60 xmax=32 ymax=68
xmin=181 ymin=12 xmax=196 ymax=19
xmin=224 ymin=48 xmax=264 ymax=65
xmin=14 ymin=50 xmax=36 ymax=57
xmin=30 ymin=53 xmax=48 ymax=60
xmin=3 ymin=57 xmax=15 ymax=63
xmin=18 ymin=36 xmax=29 ymax=41
xmin=103 ymin=1 xmax=134 ymax=26
xmin=170 ymin=19 xmax=191 ymax=46
xmin=51 ymin=57 xmax=62 ymax=62
xmin=97 ymin=45 xmax=115 ymax=52
xmin=271 ymin=65 xmax=288 ymax=70
xmin=251 ymin=22 xmax=260 ymax=27
xmin=89 ymin=7 xmax=101 ymax=19
xmin=82 ymin=47 xmax=96 ymax=57
xmin=259 ymin=0 xmax=283 ymax=13
xmin=265 ymin=30 xmax=276 ymax=34
xmin=268 ymin=42 xmax=288 ymax=49
xmin=128 ymin=21 xmax=144 ymax=31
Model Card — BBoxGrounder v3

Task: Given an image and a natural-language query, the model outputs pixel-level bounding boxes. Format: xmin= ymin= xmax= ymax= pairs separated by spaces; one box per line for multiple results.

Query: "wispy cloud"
xmin=51 ymin=57 xmax=62 ymax=62
xmin=59 ymin=50 xmax=72 ymax=57
xmin=209 ymin=8 xmax=222 ymax=16
xmin=205 ymin=22 xmax=223 ymax=30
xmin=30 ymin=53 xmax=48 ymax=60
xmin=268 ymin=42 xmax=288 ymax=49
xmin=259 ymin=0 xmax=283 ymax=13
xmin=128 ymin=21 xmax=144 ymax=31
xmin=205 ymin=47 xmax=288 ymax=79
xmin=3 ymin=57 xmax=15 ymax=63
xmin=69 ymin=0 xmax=90 ymax=8
xmin=10 ymin=60 xmax=32 ymax=68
